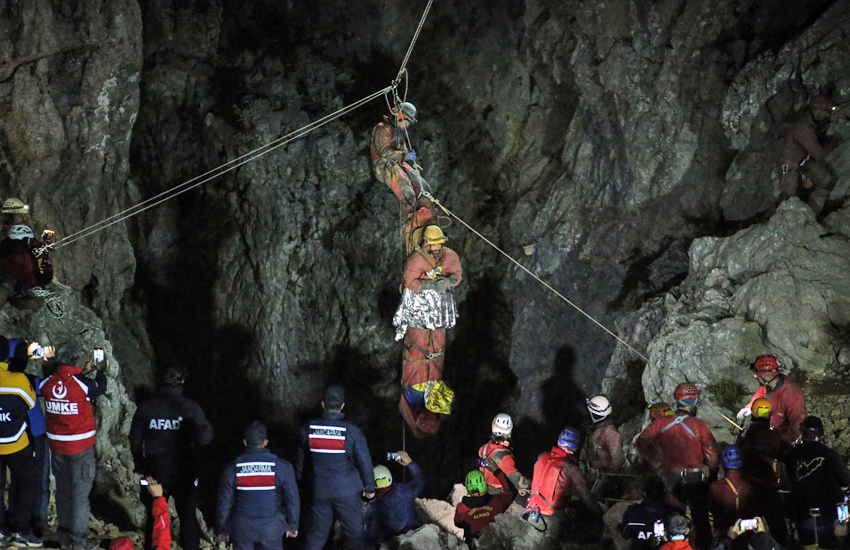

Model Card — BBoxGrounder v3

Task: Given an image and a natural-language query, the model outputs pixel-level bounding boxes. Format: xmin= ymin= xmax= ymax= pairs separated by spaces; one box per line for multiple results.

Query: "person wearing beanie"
xmin=0 ymin=335 xmax=38 ymax=547
xmin=129 ymin=367 xmax=213 ymax=550
xmin=217 ymin=421 xmax=299 ymax=550
xmin=659 ymin=512 xmax=693 ymax=550
xmin=39 ymin=344 xmax=107 ymax=550
xmin=295 ymin=385 xmax=375 ymax=550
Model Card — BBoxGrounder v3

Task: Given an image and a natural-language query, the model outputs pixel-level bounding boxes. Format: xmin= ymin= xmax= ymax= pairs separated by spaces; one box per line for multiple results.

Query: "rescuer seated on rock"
xmin=455 ymin=459 xmax=516 ymax=545
xmin=295 ymin=385 xmax=375 ymax=550
xmin=525 ymin=427 xmax=603 ymax=539
xmin=0 ymin=225 xmax=53 ymax=310
xmin=784 ymin=416 xmax=850 ymax=550
xmin=478 ymin=414 xmax=530 ymax=507
xmin=217 ymin=421 xmax=299 ymax=550
xmin=618 ymin=477 xmax=682 ymax=550
xmin=107 ymin=478 xmax=170 ymax=550
xmin=736 ymin=355 xmax=807 ymax=444
xmin=6 ymin=339 xmax=50 ymax=540
xmin=778 ymin=95 xmax=837 ymax=217
xmin=129 ymin=367 xmax=213 ymax=550
xmin=393 ymin=226 xmax=462 ymax=339
xmin=635 ymin=383 xmax=718 ymax=550
xmin=364 ymin=450 xmax=427 ymax=549
xmin=660 ymin=512 xmax=695 ymax=550
xmin=40 ymin=344 xmax=107 ymax=550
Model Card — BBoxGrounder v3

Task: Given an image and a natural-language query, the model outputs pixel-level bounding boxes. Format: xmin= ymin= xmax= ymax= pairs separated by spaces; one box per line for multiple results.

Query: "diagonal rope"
xmin=427 ymin=196 xmax=650 ymax=363
xmin=55 ymin=85 xmax=393 ymax=249
xmin=395 ymin=0 xmax=434 ymax=83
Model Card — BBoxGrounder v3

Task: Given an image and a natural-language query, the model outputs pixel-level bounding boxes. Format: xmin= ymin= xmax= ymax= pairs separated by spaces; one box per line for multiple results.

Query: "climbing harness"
xmin=660 ymin=415 xmax=699 ymax=439
xmin=723 ymin=477 xmax=740 ymax=515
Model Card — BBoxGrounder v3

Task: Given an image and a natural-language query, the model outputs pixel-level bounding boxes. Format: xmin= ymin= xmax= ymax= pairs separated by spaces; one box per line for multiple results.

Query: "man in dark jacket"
xmin=130 ymin=368 xmax=213 ymax=550
xmin=217 ymin=422 xmax=299 ymax=550
xmin=618 ymin=477 xmax=681 ymax=550
xmin=365 ymin=450 xmax=426 ymax=549
xmin=785 ymin=416 xmax=850 ymax=550
xmin=295 ymin=385 xmax=375 ymax=550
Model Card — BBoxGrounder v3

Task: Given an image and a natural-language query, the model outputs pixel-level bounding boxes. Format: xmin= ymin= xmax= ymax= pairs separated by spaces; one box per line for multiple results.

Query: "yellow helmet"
xmin=751 ymin=397 xmax=772 ymax=418
xmin=423 ymin=226 xmax=447 ymax=245
xmin=2 ymin=198 xmax=28 ymax=214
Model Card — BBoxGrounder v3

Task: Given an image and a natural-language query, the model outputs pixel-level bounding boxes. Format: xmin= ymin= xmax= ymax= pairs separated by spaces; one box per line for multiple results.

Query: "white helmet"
xmin=8 ymin=225 xmax=34 ymax=240
xmin=491 ymin=413 xmax=513 ymax=437
xmin=374 ymin=465 xmax=392 ymax=489
xmin=587 ymin=395 xmax=612 ymax=422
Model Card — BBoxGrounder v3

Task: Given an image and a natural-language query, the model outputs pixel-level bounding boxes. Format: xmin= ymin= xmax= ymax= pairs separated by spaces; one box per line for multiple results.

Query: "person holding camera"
xmin=40 ymin=345 xmax=107 ymax=550
xmin=785 ymin=416 xmax=850 ymax=550
xmin=130 ymin=367 xmax=213 ymax=550
xmin=365 ymin=450 xmax=427 ymax=549
xmin=216 ymin=422 xmax=299 ymax=550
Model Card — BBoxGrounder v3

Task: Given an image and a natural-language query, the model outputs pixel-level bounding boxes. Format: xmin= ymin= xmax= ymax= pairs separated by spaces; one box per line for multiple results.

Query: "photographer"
xmin=365 ymin=450 xmax=426 ymax=549
xmin=40 ymin=345 xmax=107 ymax=550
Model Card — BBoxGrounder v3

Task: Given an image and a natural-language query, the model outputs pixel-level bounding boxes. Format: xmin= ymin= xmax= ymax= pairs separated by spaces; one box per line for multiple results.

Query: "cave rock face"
xmin=605 ymin=199 xmax=850 ymax=442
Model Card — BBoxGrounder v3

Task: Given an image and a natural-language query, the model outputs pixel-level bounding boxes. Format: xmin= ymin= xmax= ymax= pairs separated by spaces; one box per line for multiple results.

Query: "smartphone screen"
xmin=140 ymin=479 xmax=149 ymax=486
xmin=740 ymin=519 xmax=758 ymax=531
xmin=653 ymin=520 xmax=664 ymax=538
xmin=838 ymin=503 xmax=849 ymax=523
xmin=93 ymin=348 xmax=104 ymax=362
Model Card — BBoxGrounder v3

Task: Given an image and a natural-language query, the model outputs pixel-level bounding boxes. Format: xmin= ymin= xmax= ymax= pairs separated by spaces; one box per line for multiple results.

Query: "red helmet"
xmin=673 ymin=383 xmax=701 ymax=400
xmin=752 ymin=355 xmax=781 ymax=375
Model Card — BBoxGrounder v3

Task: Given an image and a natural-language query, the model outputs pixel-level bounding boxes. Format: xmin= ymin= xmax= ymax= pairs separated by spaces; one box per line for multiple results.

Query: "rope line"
xmin=55 ymin=85 xmax=394 ymax=249
xmin=395 ymin=0 xmax=434 ymax=83
xmin=428 ymin=197 xmax=650 ymax=363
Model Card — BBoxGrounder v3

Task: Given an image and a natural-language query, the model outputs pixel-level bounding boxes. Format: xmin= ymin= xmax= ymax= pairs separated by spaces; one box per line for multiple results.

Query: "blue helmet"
xmin=721 ymin=445 xmax=741 ymax=470
xmin=557 ymin=427 xmax=581 ymax=451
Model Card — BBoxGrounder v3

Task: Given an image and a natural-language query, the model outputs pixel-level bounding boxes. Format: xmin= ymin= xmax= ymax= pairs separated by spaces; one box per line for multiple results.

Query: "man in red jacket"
xmin=636 ymin=383 xmax=717 ymax=550
xmin=478 ymin=413 xmax=530 ymax=503
xmin=526 ymin=428 xmax=603 ymax=535
xmin=455 ymin=460 xmax=514 ymax=544
xmin=735 ymin=355 xmax=807 ymax=444
xmin=0 ymin=225 xmax=53 ymax=308
xmin=40 ymin=345 xmax=107 ymax=550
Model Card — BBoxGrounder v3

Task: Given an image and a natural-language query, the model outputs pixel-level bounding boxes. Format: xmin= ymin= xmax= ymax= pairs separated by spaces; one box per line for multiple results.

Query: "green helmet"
xmin=465 ymin=470 xmax=486 ymax=495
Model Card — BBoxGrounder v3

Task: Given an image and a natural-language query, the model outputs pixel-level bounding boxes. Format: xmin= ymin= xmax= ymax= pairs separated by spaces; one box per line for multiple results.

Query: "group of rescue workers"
xmin=0 ymin=89 xmax=844 ymax=550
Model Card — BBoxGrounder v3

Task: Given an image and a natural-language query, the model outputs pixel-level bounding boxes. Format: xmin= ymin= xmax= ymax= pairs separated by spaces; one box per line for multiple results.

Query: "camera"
xmin=477 ymin=458 xmax=489 ymax=468
xmin=93 ymin=348 xmax=104 ymax=362
xmin=739 ymin=519 xmax=758 ymax=531
xmin=32 ymin=346 xmax=45 ymax=358
xmin=653 ymin=520 xmax=664 ymax=538
xmin=386 ymin=452 xmax=400 ymax=462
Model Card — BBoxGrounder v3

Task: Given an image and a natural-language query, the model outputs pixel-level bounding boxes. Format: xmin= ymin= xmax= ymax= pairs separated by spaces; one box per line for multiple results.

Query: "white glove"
xmin=736 ymin=407 xmax=752 ymax=422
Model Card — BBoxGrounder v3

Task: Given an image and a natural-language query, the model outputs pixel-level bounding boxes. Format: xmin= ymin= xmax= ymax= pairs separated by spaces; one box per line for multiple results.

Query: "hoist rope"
xmin=427 ymin=196 xmax=650 ymax=363
xmin=54 ymin=85 xmax=394 ymax=249
xmin=396 ymin=0 xmax=434 ymax=83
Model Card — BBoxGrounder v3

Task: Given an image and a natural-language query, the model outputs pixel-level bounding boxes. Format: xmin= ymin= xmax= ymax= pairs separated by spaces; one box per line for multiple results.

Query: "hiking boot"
xmin=11 ymin=533 xmax=42 ymax=548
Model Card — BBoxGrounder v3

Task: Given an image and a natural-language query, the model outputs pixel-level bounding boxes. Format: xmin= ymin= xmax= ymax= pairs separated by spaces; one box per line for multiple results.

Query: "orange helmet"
xmin=673 ymin=383 xmax=701 ymax=400
xmin=648 ymin=402 xmax=673 ymax=420
xmin=751 ymin=398 xmax=772 ymax=418
xmin=752 ymin=355 xmax=781 ymax=375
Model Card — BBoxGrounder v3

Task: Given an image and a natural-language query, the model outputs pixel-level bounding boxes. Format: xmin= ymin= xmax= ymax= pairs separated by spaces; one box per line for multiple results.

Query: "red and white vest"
xmin=40 ymin=365 xmax=97 ymax=455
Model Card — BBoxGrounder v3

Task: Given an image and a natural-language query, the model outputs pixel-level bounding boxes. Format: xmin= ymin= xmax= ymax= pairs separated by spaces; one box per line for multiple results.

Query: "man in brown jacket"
xmin=779 ymin=95 xmax=836 ymax=215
